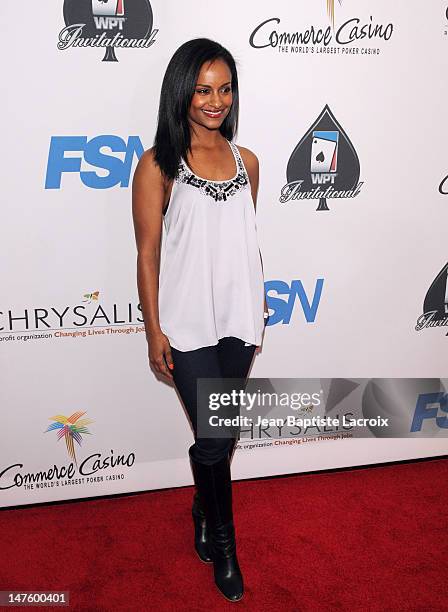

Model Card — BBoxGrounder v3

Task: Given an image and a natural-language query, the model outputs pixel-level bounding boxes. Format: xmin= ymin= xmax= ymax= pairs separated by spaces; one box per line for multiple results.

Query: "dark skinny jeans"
xmin=171 ymin=336 xmax=256 ymax=465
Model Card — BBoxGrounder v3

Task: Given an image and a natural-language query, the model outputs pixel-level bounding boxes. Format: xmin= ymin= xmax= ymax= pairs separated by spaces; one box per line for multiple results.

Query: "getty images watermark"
xmin=207 ymin=389 xmax=387 ymax=429
xmin=196 ymin=378 xmax=448 ymax=439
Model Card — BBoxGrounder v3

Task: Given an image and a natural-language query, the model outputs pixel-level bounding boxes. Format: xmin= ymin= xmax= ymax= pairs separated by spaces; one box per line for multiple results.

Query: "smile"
xmin=202 ymin=109 xmax=225 ymax=118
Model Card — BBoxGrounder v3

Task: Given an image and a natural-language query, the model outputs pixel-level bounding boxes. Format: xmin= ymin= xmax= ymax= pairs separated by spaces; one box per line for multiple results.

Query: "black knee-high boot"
xmin=190 ymin=438 xmax=238 ymax=564
xmin=189 ymin=445 xmax=244 ymax=602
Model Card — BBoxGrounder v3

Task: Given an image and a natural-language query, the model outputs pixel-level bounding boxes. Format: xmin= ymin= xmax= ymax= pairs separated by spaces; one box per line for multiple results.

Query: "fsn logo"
xmin=92 ymin=0 xmax=126 ymax=30
xmin=265 ymin=279 xmax=324 ymax=325
xmin=410 ymin=393 xmax=448 ymax=432
xmin=45 ymin=135 xmax=144 ymax=189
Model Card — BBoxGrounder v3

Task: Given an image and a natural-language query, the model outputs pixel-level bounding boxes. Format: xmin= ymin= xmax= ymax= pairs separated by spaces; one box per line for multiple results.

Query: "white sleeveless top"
xmin=158 ymin=139 xmax=265 ymax=352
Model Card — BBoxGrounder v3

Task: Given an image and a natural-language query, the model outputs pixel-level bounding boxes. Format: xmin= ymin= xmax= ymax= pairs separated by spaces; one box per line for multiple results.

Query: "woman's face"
xmin=188 ymin=58 xmax=233 ymax=131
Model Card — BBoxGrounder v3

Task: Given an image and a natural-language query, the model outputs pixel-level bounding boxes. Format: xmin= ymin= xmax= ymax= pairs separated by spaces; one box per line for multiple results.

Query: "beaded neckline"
xmin=176 ymin=140 xmax=249 ymax=202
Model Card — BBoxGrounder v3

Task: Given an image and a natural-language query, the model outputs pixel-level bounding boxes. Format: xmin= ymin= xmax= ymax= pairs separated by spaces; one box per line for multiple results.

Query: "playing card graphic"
xmin=311 ymin=131 xmax=338 ymax=173
xmin=92 ymin=0 xmax=125 ymax=16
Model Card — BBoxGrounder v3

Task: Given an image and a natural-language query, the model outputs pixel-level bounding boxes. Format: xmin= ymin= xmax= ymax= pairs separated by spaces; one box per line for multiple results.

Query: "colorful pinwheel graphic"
xmin=82 ymin=291 xmax=100 ymax=303
xmin=45 ymin=411 xmax=94 ymax=466
xmin=327 ymin=0 xmax=343 ymax=29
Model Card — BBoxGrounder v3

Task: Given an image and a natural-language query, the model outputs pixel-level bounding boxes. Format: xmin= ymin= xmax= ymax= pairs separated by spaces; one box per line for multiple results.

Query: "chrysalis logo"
xmin=45 ymin=411 xmax=94 ymax=467
xmin=82 ymin=291 xmax=100 ymax=304
xmin=416 ymin=263 xmax=448 ymax=333
xmin=280 ymin=105 xmax=363 ymax=211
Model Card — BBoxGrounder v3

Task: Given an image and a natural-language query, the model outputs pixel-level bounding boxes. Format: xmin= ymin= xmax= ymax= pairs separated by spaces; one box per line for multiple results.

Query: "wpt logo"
xmin=45 ymin=135 xmax=144 ymax=189
xmin=60 ymin=0 xmax=157 ymax=62
xmin=415 ymin=263 xmax=448 ymax=334
xmin=280 ymin=105 xmax=363 ymax=211
xmin=265 ymin=279 xmax=324 ymax=325
xmin=92 ymin=0 xmax=126 ymax=30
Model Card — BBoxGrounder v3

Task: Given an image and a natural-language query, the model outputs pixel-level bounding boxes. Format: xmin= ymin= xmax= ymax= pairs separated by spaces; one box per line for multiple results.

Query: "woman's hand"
xmin=148 ymin=330 xmax=174 ymax=381
xmin=263 ymin=296 xmax=269 ymax=325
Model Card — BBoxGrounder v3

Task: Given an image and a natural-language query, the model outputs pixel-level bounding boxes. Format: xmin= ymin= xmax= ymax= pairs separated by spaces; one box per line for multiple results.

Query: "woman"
xmin=132 ymin=38 xmax=268 ymax=602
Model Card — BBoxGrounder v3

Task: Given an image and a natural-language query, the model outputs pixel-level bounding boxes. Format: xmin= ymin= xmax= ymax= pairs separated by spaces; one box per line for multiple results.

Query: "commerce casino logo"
xmin=0 ymin=411 xmax=136 ymax=492
xmin=249 ymin=0 xmax=394 ymax=55
xmin=280 ymin=105 xmax=363 ymax=211
xmin=326 ymin=0 xmax=342 ymax=29
xmin=415 ymin=263 xmax=448 ymax=335
xmin=59 ymin=0 xmax=158 ymax=62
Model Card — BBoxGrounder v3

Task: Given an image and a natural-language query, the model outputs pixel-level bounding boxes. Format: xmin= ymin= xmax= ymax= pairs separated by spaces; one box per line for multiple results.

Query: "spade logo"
xmin=280 ymin=105 xmax=363 ymax=211
xmin=416 ymin=262 xmax=448 ymax=333
xmin=59 ymin=0 xmax=157 ymax=62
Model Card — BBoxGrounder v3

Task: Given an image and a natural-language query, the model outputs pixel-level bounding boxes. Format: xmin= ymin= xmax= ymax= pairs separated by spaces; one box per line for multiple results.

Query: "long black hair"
xmin=153 ymin=38 xmax=239 ymax=180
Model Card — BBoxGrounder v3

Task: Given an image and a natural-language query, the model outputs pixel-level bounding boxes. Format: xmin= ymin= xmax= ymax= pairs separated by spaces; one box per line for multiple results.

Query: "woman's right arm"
xmin=132 ymin=148 xmax=174 ymax=380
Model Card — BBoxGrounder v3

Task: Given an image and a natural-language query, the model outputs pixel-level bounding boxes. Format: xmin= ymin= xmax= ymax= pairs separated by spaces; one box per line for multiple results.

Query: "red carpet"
xmin=1 ymin=458 xmax=447 ymax=611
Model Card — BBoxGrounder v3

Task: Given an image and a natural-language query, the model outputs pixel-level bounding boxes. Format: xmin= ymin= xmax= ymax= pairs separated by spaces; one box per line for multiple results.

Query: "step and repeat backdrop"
xmin=1 ymin=1 xmax=448 ymax=507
